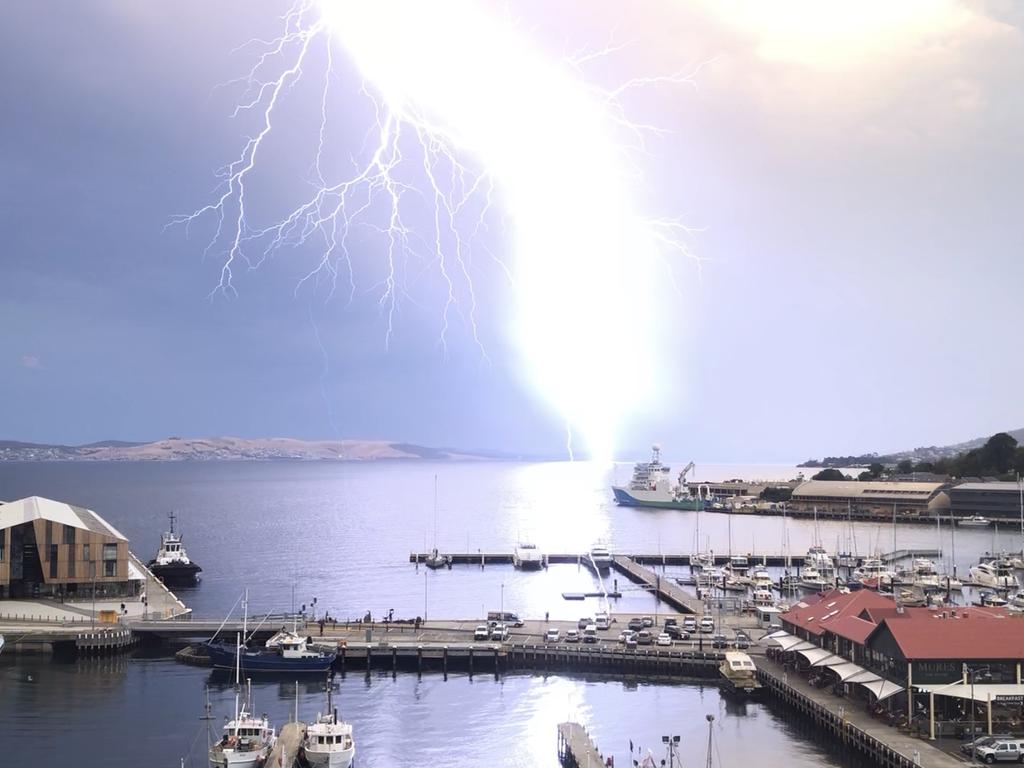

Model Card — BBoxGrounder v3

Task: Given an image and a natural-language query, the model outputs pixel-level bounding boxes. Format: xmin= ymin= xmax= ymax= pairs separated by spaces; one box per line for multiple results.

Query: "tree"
xmin=1015 ymin=447 xmax=1024 ymax=477
xmin=896 ymin=459 xmax=913 ymax=474
xmin=978 ymin=433 xmax=1018 ymax=474
xmin=868 ymin=462 xmax=886 ymax=478
xmin=812 ymin=468 xmax=847 ymax=481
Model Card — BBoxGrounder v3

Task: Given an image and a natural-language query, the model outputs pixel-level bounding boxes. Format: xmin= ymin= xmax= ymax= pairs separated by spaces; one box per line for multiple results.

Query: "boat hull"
xmin=148 ymin=560 xmax=203 ymax=585
xmin=611 ymin=487 xmax=704 ymax=510
xmin=303 ymin=746 xmax=355 ymax=768
xmin=206 ymin=642 xmax=337 ymax=673
xmin=209 ymin=746 xmax=271 ymax=768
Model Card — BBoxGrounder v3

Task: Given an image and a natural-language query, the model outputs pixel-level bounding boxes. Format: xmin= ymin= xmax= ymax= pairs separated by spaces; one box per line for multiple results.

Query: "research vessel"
xmin=611 ymin=445 xmax=708 ymax=510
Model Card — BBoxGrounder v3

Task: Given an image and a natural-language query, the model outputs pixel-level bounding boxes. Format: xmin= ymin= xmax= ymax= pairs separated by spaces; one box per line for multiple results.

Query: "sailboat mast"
xmin=234 ymin=631 xmax=241 ymax=727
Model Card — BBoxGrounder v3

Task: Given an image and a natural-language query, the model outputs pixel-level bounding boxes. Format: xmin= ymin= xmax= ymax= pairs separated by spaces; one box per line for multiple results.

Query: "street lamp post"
xmin=661 ymin=735 xmax=681 ymax=767
xmin=966 ymin=664 xmax=992 ymax=765
xmin=500 ymin=582 xmax=505 ymax=618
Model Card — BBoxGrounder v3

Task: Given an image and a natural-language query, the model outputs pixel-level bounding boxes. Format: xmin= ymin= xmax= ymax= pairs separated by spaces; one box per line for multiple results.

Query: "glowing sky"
xmin=1 ymin=1 xmax=1022 ymax=460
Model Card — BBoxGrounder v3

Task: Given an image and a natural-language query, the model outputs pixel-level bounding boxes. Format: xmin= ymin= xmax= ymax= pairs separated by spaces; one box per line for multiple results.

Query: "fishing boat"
xmin=208 ymin=634 xmax=276 ymax=768
xmin=611 ymin=445 xmax=708 ymax=510
xmin=719 ymin=651 xmax=762 ymax=699
xmin=147 ymin=511 xmax=202 ymax=586
xmin=512 ymin=542 xmax=544 ymax=570
xmin=300 ymin=677 xmax=356 ymax=768
xmin=958 ymin=515 xmax=992 ymax=528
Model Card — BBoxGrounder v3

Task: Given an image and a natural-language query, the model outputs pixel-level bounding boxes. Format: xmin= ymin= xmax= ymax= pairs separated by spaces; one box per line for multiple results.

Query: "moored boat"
xmin=206 ymin=632 xmax=337 ymax=674
xmin=590 ymin=543 xmax=613 ymax=574
xmin=147 ymin=511 xmax=202 ymax=586
xmin=958 ymin=515 xmax=992 ymax=528
xmin=208 ymin=633 xmax=276 ymax=768
xmin=512 ymin=542 xmax=544 ymax=570
xmin=719 ymin=651 xmax=762 ymax=699
xmin=300 ymin=677 xmax=355 ymax=768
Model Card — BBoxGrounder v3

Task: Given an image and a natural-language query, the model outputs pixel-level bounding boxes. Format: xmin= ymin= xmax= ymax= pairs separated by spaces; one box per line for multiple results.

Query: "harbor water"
xmin=0 ymin=460 xmax=1018 ymax=766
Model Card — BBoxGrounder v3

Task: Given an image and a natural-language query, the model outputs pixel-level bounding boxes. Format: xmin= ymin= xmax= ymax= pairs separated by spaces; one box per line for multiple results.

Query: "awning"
xmin=918 ymin=682 xmax=1024 ymax=704
xmin=811 ymin=654 xmax=847 ymax=667
xmin=846 ymin=669 xmax=884 ymax=685
xmin=860 ymin=679 xmax=904 ymax=702
xmin=763 ymin=630 xmax=790 ymax=641
xmin=828 ymin=662 xmax=875 ymax=682
xmin=796 ymin=647 xmax=836 ymax=665
xmin=773 ymin=635 xmax=808 ymax=652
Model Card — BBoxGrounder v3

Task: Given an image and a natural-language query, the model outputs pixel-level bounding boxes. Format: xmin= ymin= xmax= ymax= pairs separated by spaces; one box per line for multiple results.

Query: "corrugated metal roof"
xmin=952 ymin=482 xmax=1021 ymax=492
xmin=878 ymin=615 xmax=1024 ymax=660
xmin=0 ymin=496 xmax=126 ymax=540
xmin=792 ymin=480 xmax=946 ymax=499
xmin=782 ymin=588 xmax=896 ymax=636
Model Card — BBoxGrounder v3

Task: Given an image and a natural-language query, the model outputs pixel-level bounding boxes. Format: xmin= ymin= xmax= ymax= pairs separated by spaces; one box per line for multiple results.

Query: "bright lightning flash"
xmin=179 ymin=0 xmax=699 ymax=463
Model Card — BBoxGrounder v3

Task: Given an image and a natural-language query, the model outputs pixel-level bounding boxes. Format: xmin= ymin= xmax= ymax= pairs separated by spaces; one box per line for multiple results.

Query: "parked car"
xmin=595 ymin=613 xmax=611 ymax=630
xmin=545 ymin=628 xmax=560 ymax=642
xmin=582 ymin=624 xmax=598 ymax=644
xmin=625 ymin=635 xmax=638 ymax=649
xmin=975 ymin=740 xmax=1023 ymax=763
xmin=487 ymin=611 xmax=524 ymax=627
xmin=699 ymin=618 xmax=715 ymax=633
xmin=711 ymin=633 xmax=728 ymax=649
xmin=963 ymin=737 xmax=1013 ymax=756
xmin=627 ymin=617 xmax=645 ymax=631
xmin=489 ymin=623 xmax=509 ymax=641
xmin=734 ymin=631 xmax=751 ymax=649
xmin=641 ymin=616 xmax=655 ymax=628
xmin=683 ymin=617 xmax=697 ymax=632
xmin=618 ymin=630 xmax=636 ymax=644
xmin=578 ymin=617 xmax=593 ymax=629
xmin=656 ymin=633 xmax=672 ymax=647
xmin=665 ymin=625 xmax=690 ymax=641
xmin=473 ymin=625 xmax=490 ymax=641
xmin=664 ymin=618 xmax=678 ymax=628
xmin=565 ymin=629 xmax=580 ymax=643
xmin=636 ymin=630 xmax=654 ymax=646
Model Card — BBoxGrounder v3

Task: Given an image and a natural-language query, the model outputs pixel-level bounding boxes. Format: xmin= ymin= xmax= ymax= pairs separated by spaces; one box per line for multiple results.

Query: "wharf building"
xmin=768 ymin=589 xmax=1024 ymax=738
xmin=788 ymin=480 xmax=951 ymax=519
xmin=948 ymin=482 xmax=1024 ymax=522
xmin=0 ymin=496 xmax=138 ymax=600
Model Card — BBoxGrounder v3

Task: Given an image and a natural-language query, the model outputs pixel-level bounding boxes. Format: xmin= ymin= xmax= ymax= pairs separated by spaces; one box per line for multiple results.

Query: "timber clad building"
xmin=0 ymin=496 xmax=135 ymax=600
xmin=949 ymin=482 xmax=1024 ymax=521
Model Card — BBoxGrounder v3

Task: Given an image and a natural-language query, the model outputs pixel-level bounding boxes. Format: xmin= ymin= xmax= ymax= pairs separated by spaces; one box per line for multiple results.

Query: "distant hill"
xmin=799 ymin=427 xmax=1024 ymax=468
xmin=0 ymin=437 xmax=498 ymax=462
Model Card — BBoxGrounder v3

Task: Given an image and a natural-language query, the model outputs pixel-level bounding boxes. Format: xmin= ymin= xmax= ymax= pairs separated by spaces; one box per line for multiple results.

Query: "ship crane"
xmin=678 ymin=461 xmax=695 ymax=485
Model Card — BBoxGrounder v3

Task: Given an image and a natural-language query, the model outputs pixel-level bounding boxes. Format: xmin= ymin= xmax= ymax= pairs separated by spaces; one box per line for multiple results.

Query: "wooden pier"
xmin=611 ymin=556 xmax=705 ymax=614
xmin=266 ymin=721 xmax=306 ymax=768
xmin=757 ymin=656 xmax=961 ymax=768
xmin=557 ymin=722 xmax=605 ymax=767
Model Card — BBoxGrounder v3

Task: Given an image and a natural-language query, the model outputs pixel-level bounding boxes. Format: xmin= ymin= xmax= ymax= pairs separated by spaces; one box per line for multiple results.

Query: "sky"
xmin=1 ymin=1 xmax=1022 ymax=462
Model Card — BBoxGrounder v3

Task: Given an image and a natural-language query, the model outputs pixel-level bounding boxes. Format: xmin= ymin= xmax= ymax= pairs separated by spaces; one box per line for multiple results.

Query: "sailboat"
xmin=424 ymin=475 xmax=451 ymax=570
xmin=208 ymin=632 xmax=276 ymax=767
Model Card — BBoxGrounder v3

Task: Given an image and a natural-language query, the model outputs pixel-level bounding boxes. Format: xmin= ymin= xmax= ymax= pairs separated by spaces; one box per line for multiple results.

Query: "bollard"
xmin=468 ymin=647 xmax=474 ymax=677
xmin=392 ymin=647 xmax=397 ymax=676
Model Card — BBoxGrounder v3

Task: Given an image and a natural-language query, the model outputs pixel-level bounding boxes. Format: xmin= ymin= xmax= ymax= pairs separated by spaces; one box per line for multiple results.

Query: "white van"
xmin=582 ymin=624 xmax=598 ymax=643
xmin=595 ymin=613 xmax=610 ymax=630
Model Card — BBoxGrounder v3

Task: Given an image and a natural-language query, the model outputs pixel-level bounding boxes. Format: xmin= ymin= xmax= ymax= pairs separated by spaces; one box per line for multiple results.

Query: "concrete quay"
xmin=558 ymin=722 xmax=605 ymax=767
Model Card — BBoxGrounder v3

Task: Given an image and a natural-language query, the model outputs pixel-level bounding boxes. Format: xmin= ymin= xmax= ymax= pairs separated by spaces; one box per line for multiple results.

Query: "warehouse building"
xmin=789 ymin=480 xmax=951 ymax=519
xmin=949 ymin=482 xmax=1023 ymax=521
xmin=0 ymin=496 xmax=137 ymax=600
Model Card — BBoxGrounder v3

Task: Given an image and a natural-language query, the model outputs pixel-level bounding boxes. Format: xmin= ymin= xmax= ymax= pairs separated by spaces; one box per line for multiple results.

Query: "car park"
xmin=473 ymin=625 xmax=490 ymax=641
xmin=627 ymin=617 xmax=645 ymax=631
xmin=595 ymin=613 xmax=611 ymax=630
xmin=963 ymin=737 xmax=1013 ymax=756
xmin=565 ymin=629 xmax=580 ymax=643
xmin=664 ymin=618 xmax=678 ymax=628
xmin=711 ymin=633 xmax=728 ymax=649
xmin=625 ymin=635 xmax=638 ymax=649
xmin=636 ymin=630 xmax=654 ymax=646
xmin=582 ymin=625 xmax=598 ymax=643
xmin=545 ymin=628 xmax=560 ymax=642
xmin=656 ymin=633 xmax=672 ymax=647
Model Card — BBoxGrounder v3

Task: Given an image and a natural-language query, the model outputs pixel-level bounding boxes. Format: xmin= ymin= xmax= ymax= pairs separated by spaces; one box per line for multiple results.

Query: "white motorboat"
xmin=301 ymin=680 xmax=355 ymax=768
xmin=590 ymin=543 xmax=613 ymax=574
xmin=798 ymin=564 xmax=831 ymax=591
xmin=0 ymin=635 xmax=4 ymax=655
xmin=855 ymin=557 xmax=896 ymax=587
xmin=691 ymin=551 xmax=715 ymax=571
xmin=209 ymin=634 xmax=276 ymax=767
xmin=958 ymin=515 xmax=992 ymax=528
xmin=969 ymin=560 xmax=1019 ymax=590
xmin=752 ymin=589 xmax=775 ymax=607
xmin=729 ymin=555 xmax=750 ymax=575
xmin=1007 ymin=593 xmax=1024 ymax=613
xmin=906 ymin=558 xmax=941 ymax=590
xmin=751 ymin=566 xmax=773 ymax=590
xmin=512 ymin=542 xmax=544 ymax=570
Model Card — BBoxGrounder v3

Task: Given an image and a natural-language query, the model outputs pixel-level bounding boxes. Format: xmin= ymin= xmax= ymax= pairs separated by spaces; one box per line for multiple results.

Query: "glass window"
xmin=46 ymin=521 xmax=53 ymax=553
xmin=49 ymin=545 xmax=58 ymax=578
xmin=104 ymin=560 xmax=116 ymax=577
xmin=0 ymin=537 xmax=4 ymax=562
xmin=64 ymin=526 xmax=76 ymax=545
xmin=83 ymin=544 xmax=90 ymax=562
xmin=68 ymin=552 xmax=75 ymax=578
xmin=103 ymin=544 xmax=117 ymax=561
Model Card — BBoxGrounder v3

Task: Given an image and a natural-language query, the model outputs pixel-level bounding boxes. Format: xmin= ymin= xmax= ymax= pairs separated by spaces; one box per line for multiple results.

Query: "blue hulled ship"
xmin=206 ymin=629 xmax=337 ymax=673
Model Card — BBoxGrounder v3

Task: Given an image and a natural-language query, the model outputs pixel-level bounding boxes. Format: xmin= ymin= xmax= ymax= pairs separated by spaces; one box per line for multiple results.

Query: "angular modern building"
xmin=0 ymin=496 xmax=136 ymax=600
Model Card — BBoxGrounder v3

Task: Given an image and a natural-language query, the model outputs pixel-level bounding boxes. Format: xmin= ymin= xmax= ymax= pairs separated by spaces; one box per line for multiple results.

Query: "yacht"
xmin=906 ymin=558 xmax=941 ymax=590
xmin=147 ymin=511 xmax=202 ymax=586
xmin=691 ymin=551 xmax=715 ymax=571
xmin=800 ymin=546 xmax=836 ymax=590
xmin=208 ymin=637 xmax=276 ymax=768
xmin=1006 ymin=594 xmax=1024 ymax=613
xmin=958 ymin=516 xmax=992 ymax=528
xmin=611 ymin=446 xmax=707 ymax=509
xmin=590 ymin=543 xmax=613 ymax=574
xmin=969 ymin=559 xmax=1020 ymax=590
xmin=301 ymin=679 xmax=355 ymax=768
xmin=729 ymin=555 xmax=750 ymax=575
xmin=719 ymin=651 xmax=762 ymax=699
xmin=977 ymin=591 xmax=1008 ymax=608
xmin=855 ymin=558 xmax=896 ymax=588
xmin=752 ymin=589 xmax=776 ymax=607
xmin=512 ymin=542 xmax=544 ymax=570
xmin=751 ymin=566 xmax=773 ymax=590
xmin=798 ymin=563 xmax=831 ymax=591
xmin=423 ymin=548 xmax=451 ymax=570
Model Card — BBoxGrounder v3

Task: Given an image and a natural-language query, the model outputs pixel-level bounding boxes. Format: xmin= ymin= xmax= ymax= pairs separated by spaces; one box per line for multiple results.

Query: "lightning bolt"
xmin=174 ymin=0 xmax=703 ymax=462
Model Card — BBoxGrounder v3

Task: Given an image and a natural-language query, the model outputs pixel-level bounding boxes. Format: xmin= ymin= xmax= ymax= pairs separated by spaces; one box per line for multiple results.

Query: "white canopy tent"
xmin=860 ymin=679 xmax=904 ymax=702
xmin=918 ymin=682 xmax=1024 ymax=704
xmin=796 ymin=647 xmax=836 ymax=665
xmin=827 ymin=662 xmax=877 ymax=682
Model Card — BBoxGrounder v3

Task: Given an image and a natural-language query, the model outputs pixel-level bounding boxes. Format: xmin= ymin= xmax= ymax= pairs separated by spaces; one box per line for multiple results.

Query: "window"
xmin=68 ymin=552 xmax=75 ymax=578
xmin=83 ymin=544 xmax=90 ymax=562
xmin=45 ymin=521 xmax=53 ymax=557
xmin=104 ymin=560 xmax=116 ymax=577
xmin=0 ymin=536 xmax=4 ymax=562
xmin=64 ymin=526 xmax=75 ymax=545
xmin=103 ymin=544 xmax=117 ymax=561
xmin=49 ymin=545 xmax=58 ymax=578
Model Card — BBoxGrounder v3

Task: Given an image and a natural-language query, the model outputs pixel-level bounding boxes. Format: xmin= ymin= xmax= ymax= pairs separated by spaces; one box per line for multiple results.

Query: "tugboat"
xmin=147 ymin=511 xmax=202 ymax=586
xmin=299 ymin=675 xmax=356 ymax=768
